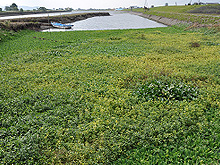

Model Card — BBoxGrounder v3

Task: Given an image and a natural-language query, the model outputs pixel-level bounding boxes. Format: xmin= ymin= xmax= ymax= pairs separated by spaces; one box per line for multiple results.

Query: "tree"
xmin=20 ymin=8 xmax=24 ymax=12
xmin=10 ymin=3 xmax=19 ymax=11
xmin=38 ymin=7 xmax=47 ymax=11
xmin=10 ymin=3 xmax=18 ymax=8
xmin=0 ymin=8 xmax=2 ymax=12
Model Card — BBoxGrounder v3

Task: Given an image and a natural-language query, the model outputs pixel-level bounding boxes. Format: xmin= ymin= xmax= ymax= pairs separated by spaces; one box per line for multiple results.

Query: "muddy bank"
xmin=0 ymin=12 xmax=110 ymax=31
xmin=0 ymin=22 xmax=41 ymax=31
xmin=129 ymin=11 xmax=190 ymax=26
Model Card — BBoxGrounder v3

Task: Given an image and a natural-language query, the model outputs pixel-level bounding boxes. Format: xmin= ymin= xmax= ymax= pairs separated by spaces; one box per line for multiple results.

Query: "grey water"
xmin=44 ymin=11 xmax=167 ymax=32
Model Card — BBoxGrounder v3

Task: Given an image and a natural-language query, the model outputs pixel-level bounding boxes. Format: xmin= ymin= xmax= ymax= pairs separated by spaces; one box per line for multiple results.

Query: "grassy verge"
xmin=0 ymin=26 xmax=220 ymax=164
xmin=131 ymin=5 xmax=220 ymax=25
xmin=0 ymin=29 xmax=26 ymax=43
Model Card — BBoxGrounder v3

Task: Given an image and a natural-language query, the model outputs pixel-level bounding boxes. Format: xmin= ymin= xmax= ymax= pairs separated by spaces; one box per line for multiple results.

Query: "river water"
xmin=0 ymin=11 xmax=167 ymax=31
xmin=44 ymin=11 xmax=166 ymax=32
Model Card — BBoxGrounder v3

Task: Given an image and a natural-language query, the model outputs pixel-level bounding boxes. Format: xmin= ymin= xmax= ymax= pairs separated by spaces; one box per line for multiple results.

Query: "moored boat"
xmin=51 ymin=22 xmax=74 ymax=29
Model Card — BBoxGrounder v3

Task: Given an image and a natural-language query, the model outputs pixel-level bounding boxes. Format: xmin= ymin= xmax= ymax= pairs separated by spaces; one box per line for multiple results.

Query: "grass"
xmin=131 ymin=5 xmax=220 ymax=25
xmin=134 ymin=4 xmax=220 ymax=14
xmin=0 ymin=26 xmax=220 ymax=164
xmin=143 ymin=5 xmax=200 ymax=13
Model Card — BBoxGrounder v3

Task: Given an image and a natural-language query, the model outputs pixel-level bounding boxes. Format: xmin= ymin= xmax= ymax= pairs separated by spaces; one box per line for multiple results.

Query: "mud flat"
xmin=0 ymin=12 xmax=110 ymax=31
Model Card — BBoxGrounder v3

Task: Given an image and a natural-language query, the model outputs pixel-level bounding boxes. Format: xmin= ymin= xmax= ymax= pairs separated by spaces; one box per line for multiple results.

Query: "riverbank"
xmin=129 ymin=5 xmax=220 ymax=28
xmin=0 ymin=12 xmax=110 ymax=31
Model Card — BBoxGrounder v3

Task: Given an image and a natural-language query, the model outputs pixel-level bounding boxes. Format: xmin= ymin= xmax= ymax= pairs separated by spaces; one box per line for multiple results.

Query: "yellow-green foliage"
xmin=0 ymin=27 xmax=219 ymax=164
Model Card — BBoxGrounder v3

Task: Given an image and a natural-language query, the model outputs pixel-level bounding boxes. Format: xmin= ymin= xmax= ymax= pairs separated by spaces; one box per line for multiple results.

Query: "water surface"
xmin=44 ymin=11 xmax=167 ymax=32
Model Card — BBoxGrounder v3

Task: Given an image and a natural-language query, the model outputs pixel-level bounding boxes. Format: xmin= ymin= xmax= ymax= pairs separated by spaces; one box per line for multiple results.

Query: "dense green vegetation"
xmin=132 ymin=5 xmax=220 ymax=25
xmin=0 ymin=29 xmax=17 ymax=42
xmin=0 ymin=26 xmax=220 ymax=164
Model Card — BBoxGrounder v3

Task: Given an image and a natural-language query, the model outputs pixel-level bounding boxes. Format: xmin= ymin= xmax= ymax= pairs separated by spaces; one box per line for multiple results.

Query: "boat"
xmin=51 ymin=22 xmax=74 ymax=29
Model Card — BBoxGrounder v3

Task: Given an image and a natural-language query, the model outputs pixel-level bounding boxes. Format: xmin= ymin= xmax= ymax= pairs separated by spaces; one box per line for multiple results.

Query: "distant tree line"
xmin=0 ymin=3 xmax=72 ymax=12
xmin=1 ymin=3 xmax=48 ymax=12
xmin=5 ymin=3 xmax=19 ymax=11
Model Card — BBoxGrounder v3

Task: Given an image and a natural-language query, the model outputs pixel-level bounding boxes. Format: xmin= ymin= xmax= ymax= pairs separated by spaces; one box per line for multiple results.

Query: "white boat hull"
xmin=51 ymin=22 xmax=74 ymax=29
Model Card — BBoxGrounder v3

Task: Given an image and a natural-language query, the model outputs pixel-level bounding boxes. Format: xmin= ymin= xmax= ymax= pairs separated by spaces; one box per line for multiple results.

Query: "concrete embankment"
xmin=0 ymin=12 xmax=110 ymax=31
xmin=129 ymin=11 xmax=190 ymax=26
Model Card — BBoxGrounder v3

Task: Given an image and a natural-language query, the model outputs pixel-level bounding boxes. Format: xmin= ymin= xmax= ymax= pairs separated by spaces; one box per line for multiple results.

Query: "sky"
xmin=0 ymin=0 xmax=219 ymax=9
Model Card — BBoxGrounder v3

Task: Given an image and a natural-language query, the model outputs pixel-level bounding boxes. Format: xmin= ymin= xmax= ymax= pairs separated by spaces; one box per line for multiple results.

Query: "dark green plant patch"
xmin=135 ymin=79 xmax=199 ymax=102
xmin=109 ymin=36 xmax=122 ymax=40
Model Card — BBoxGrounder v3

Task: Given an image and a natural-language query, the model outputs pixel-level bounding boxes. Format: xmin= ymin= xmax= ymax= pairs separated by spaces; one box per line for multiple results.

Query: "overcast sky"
xmin=0 ymin=0 xmax=219 ymax=9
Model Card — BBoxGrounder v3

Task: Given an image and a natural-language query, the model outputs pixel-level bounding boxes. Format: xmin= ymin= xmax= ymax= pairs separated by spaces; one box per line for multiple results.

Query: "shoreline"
xmin=128 ymin=11 xmax=191 ymax=26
